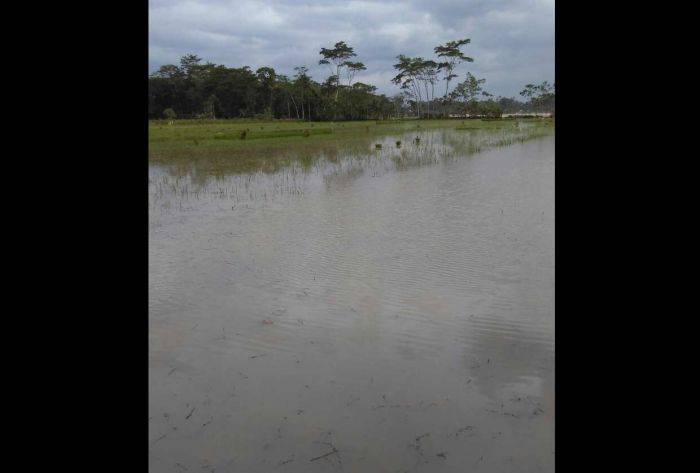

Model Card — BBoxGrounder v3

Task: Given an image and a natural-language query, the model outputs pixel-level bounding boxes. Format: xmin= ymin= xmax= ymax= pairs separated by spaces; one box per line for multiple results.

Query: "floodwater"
xmin=149 ymin=126 xmax=554 ymax=472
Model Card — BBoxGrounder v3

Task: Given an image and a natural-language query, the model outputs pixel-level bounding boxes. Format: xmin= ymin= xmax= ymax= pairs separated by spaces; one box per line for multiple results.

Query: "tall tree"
xmin=451 ymin=72 xmax=486 ymax=116
xmin=392 ymin=55 xmax=423 ymax=117
xmin=203 ymin=94 xmax=219 ymax=119
xmin=276 ymin=74 xmax=298 ymax=118
xmin=391 ymin=93 xmax=405 ymax=119
xmin=392 ymin=56 xmax=439 ymax=118
xmin=344 ymin=61 xmax=366 ymax=87
xmin=319 ymin=41 xmax=357 ymax=101
xmin=519 ymin=83 xmax=538 ymax=101
xmin=179 ymin=54 xmax=203 ymax=78
xmin=520 ymin=81 xmax=555 ymax=112
xmin=294 ymin=66 xmax=311 ymax=120
xmin=154 ymin=64 xmax=184 ymax=79
xmin=434 ymin=38 xmax=473 ymax=116
xmin=256 ymin=66 xmax=277 ymax=112
xmin=418 ymin=59 xmax=439 ymax=118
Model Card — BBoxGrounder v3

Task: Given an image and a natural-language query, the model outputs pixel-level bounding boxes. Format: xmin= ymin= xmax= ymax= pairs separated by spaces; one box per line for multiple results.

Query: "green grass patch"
xmin=212 ymin=128 xmax=333 ymax=140
xmin=149 ymin=118 xmax=554 ymax=169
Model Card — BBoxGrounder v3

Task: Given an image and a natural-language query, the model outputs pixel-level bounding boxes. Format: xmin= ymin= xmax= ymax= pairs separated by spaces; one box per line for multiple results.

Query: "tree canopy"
xmin=149 ymin=40 xmax=554 ymax=121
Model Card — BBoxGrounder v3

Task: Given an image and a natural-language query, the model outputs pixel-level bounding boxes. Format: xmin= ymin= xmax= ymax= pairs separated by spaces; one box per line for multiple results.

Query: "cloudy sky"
xmin=149 ymin=0 xmax=554 ymax=98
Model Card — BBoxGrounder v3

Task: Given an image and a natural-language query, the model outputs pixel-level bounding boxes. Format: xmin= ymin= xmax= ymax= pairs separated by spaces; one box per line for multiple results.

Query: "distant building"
xmin=502 ymin=112 xmax=552 ymax=118
xmin=447 ymin=112 xmax=552 ymax=119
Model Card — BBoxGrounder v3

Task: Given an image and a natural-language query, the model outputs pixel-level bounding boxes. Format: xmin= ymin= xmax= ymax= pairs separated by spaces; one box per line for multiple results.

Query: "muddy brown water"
xmin=149 ymin=128 xmax=554 ymax=472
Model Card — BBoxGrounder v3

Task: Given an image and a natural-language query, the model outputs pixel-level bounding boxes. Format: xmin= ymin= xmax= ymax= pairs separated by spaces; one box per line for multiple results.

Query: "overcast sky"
xmin=149 ymin=0 xmax=554 ymax=98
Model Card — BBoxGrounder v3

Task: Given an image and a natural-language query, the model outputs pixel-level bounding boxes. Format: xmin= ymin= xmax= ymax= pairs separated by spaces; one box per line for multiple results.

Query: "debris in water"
xmin=309 ymin=449 xmax=338 ymax=462
xmin=455 ymin=426 xmax=475 ymax=437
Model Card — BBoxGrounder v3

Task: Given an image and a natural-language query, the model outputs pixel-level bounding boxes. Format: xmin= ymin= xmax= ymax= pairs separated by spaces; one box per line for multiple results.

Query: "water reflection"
xmin=149 ymin=128 xmax=554 ymax=472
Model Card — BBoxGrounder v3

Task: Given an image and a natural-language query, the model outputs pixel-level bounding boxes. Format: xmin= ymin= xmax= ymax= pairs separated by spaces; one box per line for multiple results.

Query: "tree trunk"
xmin=444 ymin=78 xmax=450 ymax=118
xmin=335 ymin=65 xmax=340 ymax=102
xmin=290 ymin=94 xmax=299 ymax=119
xmin=413 ymin=81 xmax=422 ymax=118
xmin=423 ymin=82 xmax=430 ymax=119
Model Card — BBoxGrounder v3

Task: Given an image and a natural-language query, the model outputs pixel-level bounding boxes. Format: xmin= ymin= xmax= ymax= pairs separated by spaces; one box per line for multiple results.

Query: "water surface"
xmin=149 ymin=127 xmax=554 ymax=472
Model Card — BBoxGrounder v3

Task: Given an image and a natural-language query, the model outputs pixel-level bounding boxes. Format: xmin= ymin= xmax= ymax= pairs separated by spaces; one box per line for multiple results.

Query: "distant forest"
xmin=149 ymin=40 xmax=555 ymax=120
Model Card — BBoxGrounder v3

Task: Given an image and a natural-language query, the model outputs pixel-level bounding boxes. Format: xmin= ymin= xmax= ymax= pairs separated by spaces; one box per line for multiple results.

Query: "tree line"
xmin=149 ymin=40 xmax=554 ymax=120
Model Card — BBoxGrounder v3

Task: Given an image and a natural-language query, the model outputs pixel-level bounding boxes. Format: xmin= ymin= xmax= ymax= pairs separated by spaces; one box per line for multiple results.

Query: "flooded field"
xmin=149 ymin=124 xmax=555 ymax=472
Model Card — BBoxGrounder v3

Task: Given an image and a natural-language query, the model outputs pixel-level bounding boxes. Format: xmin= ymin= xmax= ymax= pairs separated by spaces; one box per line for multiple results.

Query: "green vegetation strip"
xmin=149 ymin=118 xmax=553 ymax=163
xmin=213 ymin=128 xmax=333 ymax=140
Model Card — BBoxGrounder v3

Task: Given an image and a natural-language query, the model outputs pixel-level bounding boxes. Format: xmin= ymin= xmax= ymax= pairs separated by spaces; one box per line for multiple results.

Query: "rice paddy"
xmin=149 ymin=118 xmax=554 ymax=176
xmin=149 ymin=124 xmax=556 ymax=472
xmin=149 ymin=118 xmax=554 ymax=217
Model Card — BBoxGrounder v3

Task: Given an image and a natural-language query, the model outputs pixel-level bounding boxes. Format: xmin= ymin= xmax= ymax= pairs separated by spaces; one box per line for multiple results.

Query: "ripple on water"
xmin=149 ymin=132 xmax=555 ymax=473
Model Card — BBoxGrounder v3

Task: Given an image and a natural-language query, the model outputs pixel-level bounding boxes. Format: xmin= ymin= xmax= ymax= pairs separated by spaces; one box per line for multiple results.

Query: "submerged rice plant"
xmin=149 ymin=119 xmax=554 ymax=210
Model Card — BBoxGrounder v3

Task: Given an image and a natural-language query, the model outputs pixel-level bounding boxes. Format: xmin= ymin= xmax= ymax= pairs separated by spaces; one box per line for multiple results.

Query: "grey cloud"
xmin=149 ymin=0 xmax=554 ymax=98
